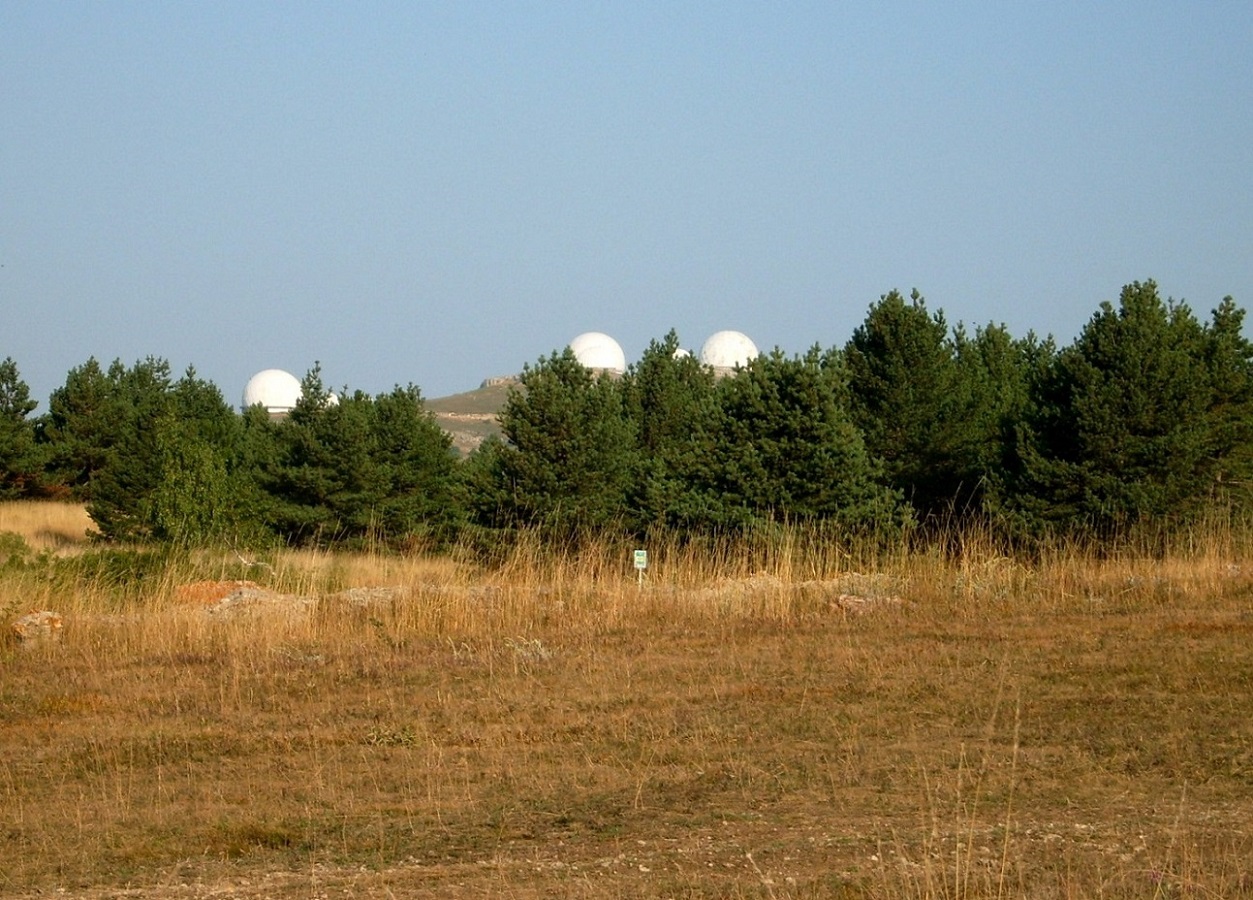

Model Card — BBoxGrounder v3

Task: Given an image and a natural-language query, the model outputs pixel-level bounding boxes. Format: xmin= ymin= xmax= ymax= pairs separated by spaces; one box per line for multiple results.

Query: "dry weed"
xmin=0 ymin=500 xmax=95 ymax=552
xmin=1 ymin=508 xmax=1252 ymax=897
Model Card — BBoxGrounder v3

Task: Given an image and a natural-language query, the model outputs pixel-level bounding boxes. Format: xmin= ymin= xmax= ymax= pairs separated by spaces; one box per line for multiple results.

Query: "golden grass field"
xmin=2 ymin=501 xmax=1253 ymax=897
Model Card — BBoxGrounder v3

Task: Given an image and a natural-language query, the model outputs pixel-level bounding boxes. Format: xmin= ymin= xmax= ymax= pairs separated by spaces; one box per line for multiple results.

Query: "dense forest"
xmin=2 ymin=280 xmax=1251 ymax=550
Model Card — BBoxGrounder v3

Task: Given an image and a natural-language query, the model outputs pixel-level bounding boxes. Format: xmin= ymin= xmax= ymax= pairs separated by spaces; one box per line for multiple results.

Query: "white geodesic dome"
xmin=241 ymin=369 xmax=302 ymax=414
xmin=699 ymin=331 xmax=759 ymax=370
xmin=569 ymin=332 xmax=627 ymax=373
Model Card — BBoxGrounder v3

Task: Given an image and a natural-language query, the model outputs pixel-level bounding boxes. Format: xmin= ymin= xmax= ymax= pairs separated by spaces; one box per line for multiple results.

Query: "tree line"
xmin=2 ymin=280 xmax=1251 ymax=550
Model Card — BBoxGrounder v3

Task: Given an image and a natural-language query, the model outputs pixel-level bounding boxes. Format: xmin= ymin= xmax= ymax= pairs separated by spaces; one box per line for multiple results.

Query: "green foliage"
xmin=257 ymin=366 xmax=458 ymax=547
xmin=624 ymin=331 xmax=716 ymax=457
xmin=1011 ymin=281 xmax=1222 ymax=536
xmin=54 ymin=546 xmax=174 ymax=596
xmin=18 ymin=281 xmax=1253 ymax=552
xmin=1202 ymin=296 xmax=1253 ymax=509
xmin=620 ymin=331 xmax=718 ymax=530
xmin=844 ymin=290 xmax=970 ymax=520
xmin=229 ymin=405 xmax=285 ymax=542
xmin=474 ymin=335 xmax=907 ymax=539
xmin=368 ymin=384 xmax=460 ymax=545
xmin=950 ymin=323 xmax=1039 ymax=514
xmin=844 ymin=291 xmax=1042 ymax=527
xmin=80 ymin=361 xmax=244 ymax=544
xmin=39 ymin=358 xmax=116 ymax=499
xmin=457 ymin=435 xmax=509 ymax=528
xmin=0 ymin=531 xmax=33 ymax=570
xmin=693 ymin=348 xmax=907 ymax=534
xmin=485 ymin=349 xmax=638 ymax=534
xmin=261 ymin=368 xmax=378 ymax=542
xmin=171 ymin=366 xmax=242 ymax=449
xmin=36 ymin=359 xmax=245 ymax=544
xmin=147 ymin=415 xmax=235 ymax=547
xmin=83 ymin=358 xmax=176 ymax=540
xmin=0 ymin=358 xmax=43 ymax=498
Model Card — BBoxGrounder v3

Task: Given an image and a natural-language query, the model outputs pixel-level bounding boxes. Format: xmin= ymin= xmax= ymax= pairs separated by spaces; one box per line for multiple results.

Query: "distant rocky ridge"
xmin=425 ymin=378 xmax=517 ymax=456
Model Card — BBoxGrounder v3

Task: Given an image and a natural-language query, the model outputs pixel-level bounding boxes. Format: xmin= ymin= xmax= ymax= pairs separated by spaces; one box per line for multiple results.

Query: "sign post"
xmin=633 ymin=549 xmax=648 ymax=588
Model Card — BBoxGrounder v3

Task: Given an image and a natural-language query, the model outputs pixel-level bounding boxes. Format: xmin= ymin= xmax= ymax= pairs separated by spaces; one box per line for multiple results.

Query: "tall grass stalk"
xmin=3 ymin=503 xmax=1253 ymax=896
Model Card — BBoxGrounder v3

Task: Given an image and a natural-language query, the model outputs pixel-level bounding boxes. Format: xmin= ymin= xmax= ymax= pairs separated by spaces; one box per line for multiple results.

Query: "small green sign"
xmin=633 ymin=549 xmax=648 ymax=570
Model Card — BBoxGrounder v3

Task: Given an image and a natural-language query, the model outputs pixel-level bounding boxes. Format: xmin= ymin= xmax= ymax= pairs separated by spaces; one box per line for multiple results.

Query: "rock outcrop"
xmin=9 ymin=609 xmax=63 ymax=648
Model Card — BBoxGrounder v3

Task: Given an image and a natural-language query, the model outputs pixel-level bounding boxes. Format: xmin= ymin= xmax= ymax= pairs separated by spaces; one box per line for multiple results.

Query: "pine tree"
xmin=1014 ymin=281 xmax=1216 ymax=535
xmin=141 ymin=369 xmax=244 ymax=547
xmin=457 ymin=435 xmax=511 ymax=532
xmin=368 ymin=384 xmax=459 ymax=545
xmin=261 ymin=368 xmax=380 ymax=544
xmin=172 ymin=366 xmax=241 ymax=449
xmin=0 ymin=358 xmax=43 ymax=498
xmin=147 ymin=413 xmax=234 ymax=547
xmin=488 ymin=349 xmax=638 ymax=534
xmin=1202 ymin=296 xmax=1253 ymax=510
xmin=620 ymin=331 xmax=718 ymax=530
xmin=694 ymin=348 xmax=906 ymax=533
xmin=86 ymin=358 xmax=176 ymax=541
xmin=45 ymin=359 xmax=246 ymax=543
xmin=39 ymin=358 xmax=117 ymax=499
xmin=844 ymin=290 xmax=969 ymax=521
xmin=950 ymin=323 xmax=1034 ymax=515
xmin=231 ymin=405 xmax=285 ymax=542
xmin=258 ymin=368 xmax=459 ymax=547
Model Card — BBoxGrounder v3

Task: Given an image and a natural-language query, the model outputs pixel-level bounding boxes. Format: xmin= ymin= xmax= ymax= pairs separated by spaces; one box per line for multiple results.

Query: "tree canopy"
xmin=6 ymin=279 xmax=1251 ymax=550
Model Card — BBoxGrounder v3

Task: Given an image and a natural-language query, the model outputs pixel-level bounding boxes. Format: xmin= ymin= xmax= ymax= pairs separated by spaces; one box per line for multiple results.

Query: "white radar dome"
xmin=569 ymin=332 xmax=627 ymax=373
xmin=242 ymin=369 xmax=302 ymax=414
xmin=700 ymin=331 xmax=759 ymax=370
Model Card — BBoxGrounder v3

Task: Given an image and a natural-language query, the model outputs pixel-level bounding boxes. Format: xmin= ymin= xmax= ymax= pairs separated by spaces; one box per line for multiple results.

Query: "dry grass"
xmin=2 ymin=508 xmax=1253 ymax=897
xmin=0 ymin=500 xmax=95 ymax=552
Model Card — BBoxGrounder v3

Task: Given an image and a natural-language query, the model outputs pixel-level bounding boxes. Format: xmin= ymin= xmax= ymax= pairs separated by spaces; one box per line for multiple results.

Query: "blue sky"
xmin=3 ymin=2 xmax=1251 ymax=409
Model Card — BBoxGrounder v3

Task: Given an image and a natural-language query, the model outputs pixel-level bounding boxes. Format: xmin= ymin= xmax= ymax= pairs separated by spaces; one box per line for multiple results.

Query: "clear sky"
xmin=3 ymin=2 xmax=1251 ymax=410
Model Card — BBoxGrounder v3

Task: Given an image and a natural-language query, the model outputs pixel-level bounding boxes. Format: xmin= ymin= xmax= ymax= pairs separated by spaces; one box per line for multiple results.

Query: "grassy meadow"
xmin=2 ymin=501 xmax=1253 ymax=897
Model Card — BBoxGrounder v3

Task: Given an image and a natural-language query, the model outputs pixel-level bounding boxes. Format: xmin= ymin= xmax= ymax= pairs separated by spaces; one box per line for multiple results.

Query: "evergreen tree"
xmin=40 ymin=358 xmax=117 ymax=499
xmin=950 ymin=323 xmax=1035 ymax=514
xmin=844 ymin=290 xmax=971 ymax=521
xmin=0 ymin=358 xmax=43 ymax=498
xmin=457 ymin=434 xmax=512 ymax=531
xmin=258 ymin=368 xmax=459 ymax=547
xmin=86 ymin=358 xmax=177 ymax=541
xmin=1202 ymin=296 xmax=1253 ymax=509
xmin=368 ymin=384 xmax=460 ymax=544
xmin=1013 ymin=281 xmax=1216 ymax=535
xmin=44 ymin=359 xmax=244 ymax=543
xmin=487 ymin=349 xmax=638 ymax=533
xmin=231 ymin=404 xmax=285 ymax=541
xmin=147 ymin=413 xmax=234 ymax=547
xmin=693 ymin=348 xmax=906 ymax=532
xmin=261 ymin=368 xmax=381 ymax=544
xmin=142 ymin=369 xmax=243 ymax=547
xmin=620 ymin=331 xmax=718 ymax=529
xmin=172 ymin=366 xmax=241 ymax=449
